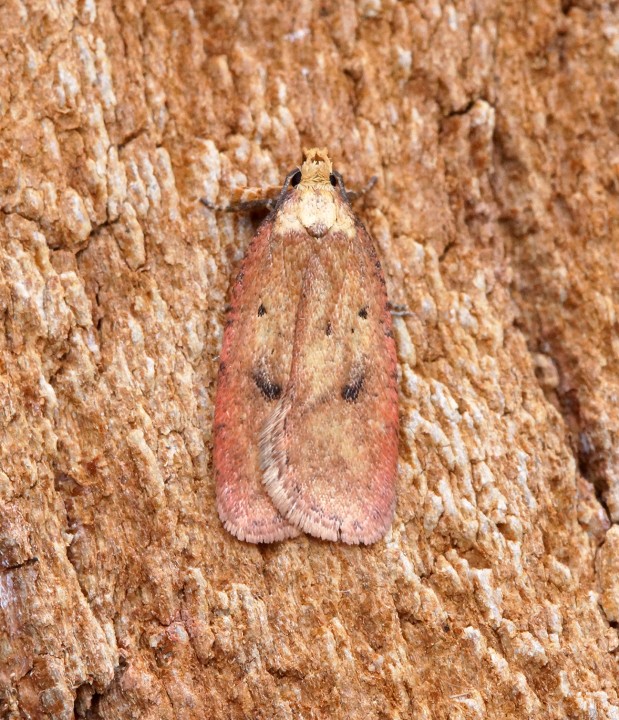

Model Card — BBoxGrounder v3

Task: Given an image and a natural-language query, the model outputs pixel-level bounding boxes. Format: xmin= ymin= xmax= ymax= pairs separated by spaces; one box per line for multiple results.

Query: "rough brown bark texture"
xmin=1 ymin=1 xmax=618 ymax=718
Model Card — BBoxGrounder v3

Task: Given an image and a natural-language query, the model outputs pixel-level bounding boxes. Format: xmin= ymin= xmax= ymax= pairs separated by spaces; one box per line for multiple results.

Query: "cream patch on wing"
xmin=273 ymin=190 xmax=357 ymax=239
xmin=298 ymin=192 xmax=337 ymax=237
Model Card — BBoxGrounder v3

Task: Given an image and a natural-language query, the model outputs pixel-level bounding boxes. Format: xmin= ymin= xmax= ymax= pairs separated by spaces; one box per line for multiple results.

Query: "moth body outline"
xmin=213 ymin=147 xmax=399 ymax=545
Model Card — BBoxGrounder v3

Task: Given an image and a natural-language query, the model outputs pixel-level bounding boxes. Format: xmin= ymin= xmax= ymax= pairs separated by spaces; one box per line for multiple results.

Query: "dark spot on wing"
xmin=237 ymin=270 xmax=245 ymax=284
xmin=326 ymin=321 xmax=332 ymax=336
xmin=219 ymin=361 xmax=226 ymax=374
xmin=253 ymin=369 xmax=282 ymax=401
xmin=358 ymin=307 xmax=368 ymax=319
xmin=341 ymin=375 xmax=364 ymax=402
xmin=258 ymin=303 xmax=267 ymax=316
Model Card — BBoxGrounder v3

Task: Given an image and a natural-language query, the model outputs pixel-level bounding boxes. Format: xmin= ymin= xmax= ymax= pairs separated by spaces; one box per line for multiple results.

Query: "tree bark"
xmin=1 ymin=1 xmax=618 ymax=718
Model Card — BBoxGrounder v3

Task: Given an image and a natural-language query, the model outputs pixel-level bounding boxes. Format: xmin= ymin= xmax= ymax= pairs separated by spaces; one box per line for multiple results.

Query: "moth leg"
xmin=201 ymin=184 xmax=282 ymax=214
xmin=346 ymin=175 xmax=378 ymax=203
xmin=387 ymin=301 xmax=412 ymax=317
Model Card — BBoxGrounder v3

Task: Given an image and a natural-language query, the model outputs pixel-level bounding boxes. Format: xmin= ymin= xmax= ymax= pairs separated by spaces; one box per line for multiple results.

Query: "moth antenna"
xmin=346 ymin=175 xmax=378 ymax=203
xmin=387 ymin=302 xmax=413 ymax=317
xmin=200 ymin=197 xmax=277 ymax=214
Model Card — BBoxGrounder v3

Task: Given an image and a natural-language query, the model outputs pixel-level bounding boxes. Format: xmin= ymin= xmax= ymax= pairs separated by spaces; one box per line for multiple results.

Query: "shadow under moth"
xmin=212 ymin=148 xmax=398 ymax=544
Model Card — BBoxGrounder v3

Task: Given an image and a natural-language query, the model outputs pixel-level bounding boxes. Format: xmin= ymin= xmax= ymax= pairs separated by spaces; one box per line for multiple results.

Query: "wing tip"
xmin=219 ymin=514 xmax=301 ymax=544
xmin=216 ymin=495 xmax=301 ymax=544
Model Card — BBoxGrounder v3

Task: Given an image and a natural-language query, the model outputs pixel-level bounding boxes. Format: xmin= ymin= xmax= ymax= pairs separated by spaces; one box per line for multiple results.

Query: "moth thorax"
xmin=298 ymin=189 xmax=337 ymax=238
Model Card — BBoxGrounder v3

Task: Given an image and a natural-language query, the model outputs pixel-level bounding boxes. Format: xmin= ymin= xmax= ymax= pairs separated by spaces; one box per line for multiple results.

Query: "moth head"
xmin=296 ymin=147 xmax=333 ymax=186
xmin=287 ymin=147 xmax=344 ymax=192
xmin=284 ymin=148 xmax=350 ymax=238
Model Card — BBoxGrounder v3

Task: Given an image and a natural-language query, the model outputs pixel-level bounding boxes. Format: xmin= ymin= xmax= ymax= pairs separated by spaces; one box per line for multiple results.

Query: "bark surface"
xmin=1 ymin=1 xmax=618 ymax=718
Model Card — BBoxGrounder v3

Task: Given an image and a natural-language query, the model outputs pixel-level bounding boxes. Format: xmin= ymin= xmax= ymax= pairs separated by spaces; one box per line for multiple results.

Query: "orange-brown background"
xmin=1 ymin=0 xmax=618 ymax=718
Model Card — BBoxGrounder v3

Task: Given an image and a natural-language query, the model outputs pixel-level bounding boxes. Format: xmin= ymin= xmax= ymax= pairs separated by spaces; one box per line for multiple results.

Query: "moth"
xmin=212 ymin=148 xmax=398 ymax=544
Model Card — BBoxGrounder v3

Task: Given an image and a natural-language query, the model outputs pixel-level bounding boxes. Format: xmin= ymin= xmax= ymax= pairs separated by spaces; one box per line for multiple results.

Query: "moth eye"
xmin=258 ymin=304 xmax=267 ymax=316
xmin=291 ymin=170 xmax=302 ymax=187
xmin=329 ymin=173 xmax=337 ymax=187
